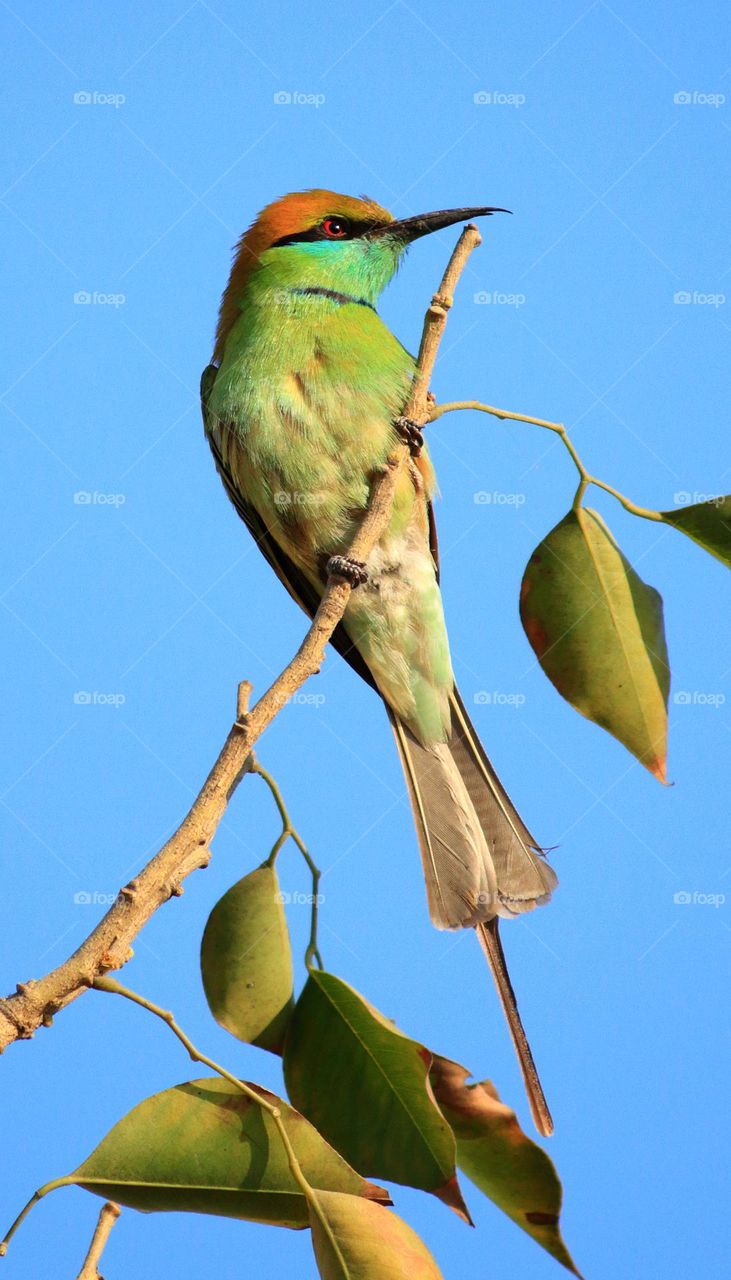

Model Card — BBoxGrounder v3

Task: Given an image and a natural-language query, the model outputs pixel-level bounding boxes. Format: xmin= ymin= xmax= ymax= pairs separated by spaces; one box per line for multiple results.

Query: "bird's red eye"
xmin=321 ymin=217 xmax=350 ymax=239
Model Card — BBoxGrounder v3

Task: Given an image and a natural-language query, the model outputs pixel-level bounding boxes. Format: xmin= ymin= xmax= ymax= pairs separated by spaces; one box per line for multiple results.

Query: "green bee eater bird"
xmin=201 ymin=189 xmax=558 ymax=1135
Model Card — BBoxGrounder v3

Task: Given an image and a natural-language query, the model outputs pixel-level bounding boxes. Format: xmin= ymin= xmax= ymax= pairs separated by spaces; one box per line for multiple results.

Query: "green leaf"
xmin=309 ymin=1191 xmax=444 ymax=1280
xmin=200 ymin=864 xmax=294 ymax=1053
xmin=73 ymin=1078 xmax=390 ymax=1227
xmin=283 ymin=971 xmax=469 ymax=1220
xmin=520 ymin=507 xmax=670 ymax=780
xmin=431 ymin=1057 xmax=581 ymax=1275
xmin=660 ymin=495 xmax=731 ymax=568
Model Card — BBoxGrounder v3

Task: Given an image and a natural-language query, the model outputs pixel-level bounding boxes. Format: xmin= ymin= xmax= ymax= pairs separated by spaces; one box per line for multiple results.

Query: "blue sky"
xmin=1 ymin=2 xmax=729 ymax=1276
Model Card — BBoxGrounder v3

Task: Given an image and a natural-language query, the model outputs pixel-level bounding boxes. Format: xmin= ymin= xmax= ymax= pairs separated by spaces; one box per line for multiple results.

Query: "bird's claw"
xmin=394 ymin=416 xmax=425 ymax=457
xmin=327 ymin=556 xmax=369 ymax=587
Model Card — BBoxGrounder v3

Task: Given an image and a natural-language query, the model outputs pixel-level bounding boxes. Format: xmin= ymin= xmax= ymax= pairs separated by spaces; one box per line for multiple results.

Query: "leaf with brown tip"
xmin=283 ymin=971 xmax=470 ymax=1222
xmin=431 ymin=1057 xmax=580 ymax=1275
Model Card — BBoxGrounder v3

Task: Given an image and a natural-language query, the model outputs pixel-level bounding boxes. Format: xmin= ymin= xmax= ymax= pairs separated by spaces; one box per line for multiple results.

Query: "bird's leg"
xmin=327 ymin=555 xmax=369 ymax=587
xmin=394 ymin=389 xmax=437 ymax=457
xmin=393 ymin=416 xmax=425 ymax=457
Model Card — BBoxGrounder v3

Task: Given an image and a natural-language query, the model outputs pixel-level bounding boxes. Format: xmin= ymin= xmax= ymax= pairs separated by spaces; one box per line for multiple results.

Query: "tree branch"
xmin=0 ymin=224 xmax=483 ymax=1054
xmin=75 ymin=1201 xmax=120 ymax=1280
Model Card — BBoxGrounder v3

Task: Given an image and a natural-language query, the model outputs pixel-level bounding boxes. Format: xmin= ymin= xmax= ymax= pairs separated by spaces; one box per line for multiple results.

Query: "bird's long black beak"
xmin=366 ymin=206 xmax=511 ymax=242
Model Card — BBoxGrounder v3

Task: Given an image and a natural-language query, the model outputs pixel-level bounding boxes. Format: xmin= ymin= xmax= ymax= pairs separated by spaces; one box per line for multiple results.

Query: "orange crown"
xmin=213 ymin=189 xmax=392 ymax=361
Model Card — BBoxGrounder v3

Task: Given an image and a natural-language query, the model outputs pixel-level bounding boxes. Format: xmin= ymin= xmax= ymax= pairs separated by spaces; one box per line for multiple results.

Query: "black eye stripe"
xmin=270 ymin=218 xmax=376 ymax=248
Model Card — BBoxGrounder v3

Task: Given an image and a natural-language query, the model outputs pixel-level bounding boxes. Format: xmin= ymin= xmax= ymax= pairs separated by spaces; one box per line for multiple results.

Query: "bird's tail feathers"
xmin=476 ymin=917 xmax=554 ymax=1136
xmin=447 ymin=688 xmax=557 ymax=916
xmin=389 ymin=689 xmax=557 ymax=928
xmin=389 ymin=686 xmax=557 ymax=1135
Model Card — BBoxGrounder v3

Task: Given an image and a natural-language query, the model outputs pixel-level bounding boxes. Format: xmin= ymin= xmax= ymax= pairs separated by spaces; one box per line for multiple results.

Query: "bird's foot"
xmin=394 ymin=416 xmax=425 ymax=457
xmin=327 ymin=555 xmax=369 ymax=587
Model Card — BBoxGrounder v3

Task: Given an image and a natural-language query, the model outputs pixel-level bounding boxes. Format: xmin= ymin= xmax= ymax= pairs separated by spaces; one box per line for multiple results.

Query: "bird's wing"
xmin=201 ymin=363 xmax=377 ymax=689
xmin=427 ymin=499 xmax=440 ymax=582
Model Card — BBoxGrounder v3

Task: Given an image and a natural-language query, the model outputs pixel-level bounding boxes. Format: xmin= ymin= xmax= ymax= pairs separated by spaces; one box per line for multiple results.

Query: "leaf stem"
xmin=91 ymin=977 xmax=316 ymax=1203
xmin=251 ymin=759 xmax=324 ymax=971
xmin=430 ymin=399 xmax=663 ymax=521
xmin=0 ymin=1177 xmax=78 ymax=1255
xmin=588 ymin=476 xmax=663 ymax=522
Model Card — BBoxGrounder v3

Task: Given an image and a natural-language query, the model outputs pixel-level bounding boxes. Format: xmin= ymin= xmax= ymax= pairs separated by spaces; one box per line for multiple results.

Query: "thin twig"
xmin=75 ymin=1201 xmax=120 ymax=1280
xmin=91 ymin=979 xmax=349 ymax=1269
xmin=252 ymin=759 xmax=324 ymax=970
xmin=0 ymin=979 xmax=320 ymax=1256
xmin=0 ymin=225 xmax=483 ymax=1054
xmin=431 ymin=398 xmax=664 ymax=520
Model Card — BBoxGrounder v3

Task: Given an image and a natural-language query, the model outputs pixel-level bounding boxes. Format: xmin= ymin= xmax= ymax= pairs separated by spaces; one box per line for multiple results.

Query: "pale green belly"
xmin=210 ymin=300 xmax=454 ymax=742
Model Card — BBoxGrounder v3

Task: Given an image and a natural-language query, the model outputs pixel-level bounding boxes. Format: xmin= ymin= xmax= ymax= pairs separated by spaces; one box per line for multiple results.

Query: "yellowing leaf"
xmin=309 ymin=1191 xmax=444 ymax=1280
xmin=283 ymin=971 xmax=469 ymax=1220
xmin=660 ymin=495 xmax=731 ymax=568
xmin=73 ymin=1078 xmax=389 ymax=1226
xmin=431 ymin=1057 xmax=580 ymax=1275
xmin=200 ymin=864 xmax=294 ymax=1053
xmin=520 ymin=507 xmax=669 ymax=780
